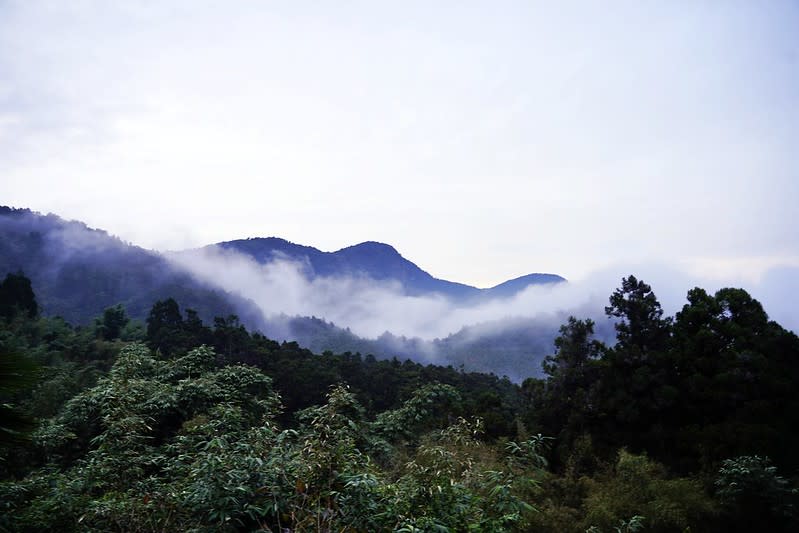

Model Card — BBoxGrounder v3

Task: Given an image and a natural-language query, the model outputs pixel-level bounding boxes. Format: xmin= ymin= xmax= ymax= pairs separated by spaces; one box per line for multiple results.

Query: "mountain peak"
xmin=199 ymin=236 xmax=564 ymax=301
xmin=242 ymin=236 xmax=294 ymax=245
xmin=337 ymin=241 xmax=399 ymax=256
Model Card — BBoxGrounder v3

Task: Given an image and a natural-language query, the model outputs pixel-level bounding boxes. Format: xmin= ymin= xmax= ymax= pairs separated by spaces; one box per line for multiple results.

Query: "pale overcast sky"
xmin=1 ymin=1 xmax=798 ymax=287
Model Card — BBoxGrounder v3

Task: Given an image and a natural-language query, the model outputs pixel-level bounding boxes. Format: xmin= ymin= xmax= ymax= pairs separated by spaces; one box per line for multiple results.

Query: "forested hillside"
xmin=282 ymin=314 xmax=616 ymax=382
xmin=0 ymin=207 xmax=264 ymax=328
xmin=1 ymin=272 xmax=797 ymax=531
xmin=0 ymin=207 xmax=574 ymax=378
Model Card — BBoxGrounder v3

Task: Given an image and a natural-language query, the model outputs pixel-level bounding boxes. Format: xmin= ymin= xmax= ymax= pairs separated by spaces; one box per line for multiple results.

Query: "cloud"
xmin=750 ymin=265 xmax=799 ymax=333
xmin=1 ymin=2 xmax=797 ymax=285
xmin=167 ymin=246 xmax=799 ymax=342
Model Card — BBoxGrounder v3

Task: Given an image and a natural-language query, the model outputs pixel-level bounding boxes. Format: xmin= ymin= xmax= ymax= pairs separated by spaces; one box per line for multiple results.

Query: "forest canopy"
xmin=1 ymin=273 xmax=797 ymax=532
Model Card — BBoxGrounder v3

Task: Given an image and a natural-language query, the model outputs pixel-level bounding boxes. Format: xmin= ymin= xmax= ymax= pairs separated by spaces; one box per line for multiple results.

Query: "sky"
xmin=1 ymin=1 xmax=798 ymax=289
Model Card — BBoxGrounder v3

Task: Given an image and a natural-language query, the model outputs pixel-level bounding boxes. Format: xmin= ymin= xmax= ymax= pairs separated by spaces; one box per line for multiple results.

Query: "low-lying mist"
xmin=168 ymin=246 xmax=799 ymax=344
xmin=5 ymin=206 xmax=795 ymax=381
xmin=168 ymin=246 xmax=589 ymax=341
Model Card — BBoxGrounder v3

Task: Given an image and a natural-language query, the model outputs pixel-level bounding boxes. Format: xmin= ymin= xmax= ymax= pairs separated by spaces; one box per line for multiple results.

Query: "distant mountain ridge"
xmin=200 ymin=237 xmax=565 ymax=302
xmin=0 ymin=206 xmax=568 ymax=379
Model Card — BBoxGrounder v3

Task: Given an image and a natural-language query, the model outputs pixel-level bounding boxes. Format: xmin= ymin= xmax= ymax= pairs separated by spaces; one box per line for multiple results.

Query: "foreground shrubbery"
xmin=0 ymin=344 xmax=547 ymax=531
xmin=4 ymin=342 xmax=794 ymax=532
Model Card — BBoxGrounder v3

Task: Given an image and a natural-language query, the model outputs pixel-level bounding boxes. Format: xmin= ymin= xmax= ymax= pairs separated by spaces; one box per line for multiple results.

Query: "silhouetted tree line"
xmin=525 ymin=275 xmax=799 ymax=531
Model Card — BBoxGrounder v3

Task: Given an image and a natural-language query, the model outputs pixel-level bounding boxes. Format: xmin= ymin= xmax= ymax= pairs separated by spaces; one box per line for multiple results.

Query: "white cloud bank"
xmin=1 ymin=2 xmax=797 ymax=286
xmin=168 ymin=247 xmax=799 ymax=340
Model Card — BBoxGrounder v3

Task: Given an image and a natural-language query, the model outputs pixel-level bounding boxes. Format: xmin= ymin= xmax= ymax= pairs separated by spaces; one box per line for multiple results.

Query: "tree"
xmin=670 ymin=287 xmax=799 ymax=471
xmin=0 ymin=350 xmax=39 ymax=446
xmin=535 ymin=317 xmax=604 ymax=455
xmin=715 ymin=456 xmax=797 ymax=532
xmin=566 ymin=277 xmax=675 ymax=461
xmin=212 ymin=314 xmax=251 ymax=359
xmin=605 ymin=275 xmax=670 ymax=356
xmin=146 ymin=298 xmax=184 ymax=356
xmin=94 ymin=304 xmax=129 ymax=340
xmin=183 ymin=308 xmax=213 ymax=347
xmin=543 ymin=317 xmax=604 ymax=381
xmin=0 ymin=272 xmax=38 ymax=321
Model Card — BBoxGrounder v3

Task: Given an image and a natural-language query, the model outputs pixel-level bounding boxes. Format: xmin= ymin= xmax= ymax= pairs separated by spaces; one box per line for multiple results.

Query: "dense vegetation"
xmin=1 ymin=272 xmax=798 ymax=531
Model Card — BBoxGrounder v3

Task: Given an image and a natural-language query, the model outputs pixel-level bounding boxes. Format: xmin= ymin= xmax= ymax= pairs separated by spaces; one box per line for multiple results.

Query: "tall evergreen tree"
xmin=534 ymin=317 xmax=604 ymax=458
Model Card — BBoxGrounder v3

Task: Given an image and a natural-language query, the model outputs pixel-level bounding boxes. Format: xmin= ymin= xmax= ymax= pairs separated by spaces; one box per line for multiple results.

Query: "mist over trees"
xmin=1 ymin=270 xmax=798 ymax=531
xmin=0 ymin=207 xmax=586 ymax=379
xmin=0 ymin=207 xmax=264 ymax=328
xmin=4 ymin=206 xmax=797 ymax=385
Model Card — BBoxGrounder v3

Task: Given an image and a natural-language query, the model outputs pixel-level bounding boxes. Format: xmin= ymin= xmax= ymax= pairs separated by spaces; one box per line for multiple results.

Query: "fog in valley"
xmin=169 ymin=244 xmax=799 ymax=345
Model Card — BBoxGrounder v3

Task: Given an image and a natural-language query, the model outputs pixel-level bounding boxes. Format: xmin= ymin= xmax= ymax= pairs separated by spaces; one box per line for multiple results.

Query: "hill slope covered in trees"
xmin=0 ymin=206 xmax=264 ymax=327
xmin=0 ymin=207 xmax=572 ymax=379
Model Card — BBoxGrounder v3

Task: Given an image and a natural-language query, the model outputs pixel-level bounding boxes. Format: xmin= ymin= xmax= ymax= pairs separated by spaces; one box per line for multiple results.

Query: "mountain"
xmin=485 ymin=273 xmax=568 ymax=299
xmin=273 ymin=310 xmax=617 ymax=382
xmin=205 ymin=237 xmax=565 ymax=301
xmin=0 ymin=206 xmax=569 ymax=379
xmin=0 ymin=207 xmax=264 ymax=327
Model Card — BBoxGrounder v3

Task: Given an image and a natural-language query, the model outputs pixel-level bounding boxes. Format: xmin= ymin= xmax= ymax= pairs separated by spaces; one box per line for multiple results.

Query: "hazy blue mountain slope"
xmin=269 ymin=312 xmax=616 ymax=381
xmin=209 ymin=237 xmax=565 ymax=301
xmin=1 ymin=206 xmax=572 ymax=380
xmin=486 ymin=273 xmax=569 ymax=299
xmin=0 ymin=207 xmax=263 ymax=326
